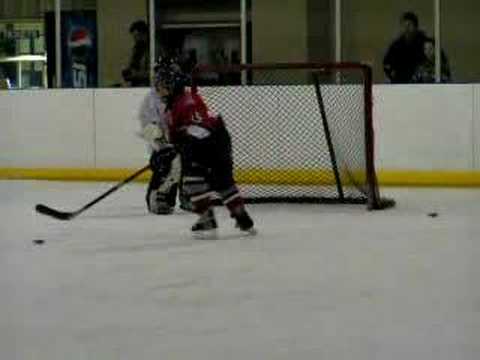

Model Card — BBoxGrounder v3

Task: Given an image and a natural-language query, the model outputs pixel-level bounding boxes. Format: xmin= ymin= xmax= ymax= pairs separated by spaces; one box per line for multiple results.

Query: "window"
xmin=0 ymin=1 xmax=53 ymax=89
xmin=441 ymin=0 xmax=480 ymax=82
xmin=155 ymin=0 xmax=245 ymax=85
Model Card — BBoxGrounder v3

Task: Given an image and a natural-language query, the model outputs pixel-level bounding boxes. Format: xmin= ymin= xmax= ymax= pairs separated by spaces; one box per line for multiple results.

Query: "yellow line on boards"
xmin=0 ymin=168 xmax=153 ymax=182
xmin=377 ymin=170 xmax=480 ymax=187
xmin=1 ymin=168 xmax=480 ymax=187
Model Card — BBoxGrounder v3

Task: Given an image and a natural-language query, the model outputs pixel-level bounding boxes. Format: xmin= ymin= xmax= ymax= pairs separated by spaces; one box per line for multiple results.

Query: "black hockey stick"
xmin=35 ymin=165 xmax=151 ymax=221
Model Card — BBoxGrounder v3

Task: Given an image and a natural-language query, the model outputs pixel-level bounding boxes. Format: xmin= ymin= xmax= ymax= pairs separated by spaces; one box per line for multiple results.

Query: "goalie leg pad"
xmin=149 ymin=145 xmax=177 ymax=174
xmin=146 ymin=155 xmax=181 ymax=214
xmin=147 ymin=185 xmax=177 ymax=214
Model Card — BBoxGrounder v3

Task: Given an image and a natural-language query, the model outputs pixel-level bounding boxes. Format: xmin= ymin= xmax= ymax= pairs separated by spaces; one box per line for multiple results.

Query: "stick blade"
xmin=35 ymin=204 xmax=75 ymax=221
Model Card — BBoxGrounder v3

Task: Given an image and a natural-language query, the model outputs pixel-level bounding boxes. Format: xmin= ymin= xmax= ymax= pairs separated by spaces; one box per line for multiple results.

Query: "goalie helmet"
xmin=154 ymin=57 xmax=190 ymax=96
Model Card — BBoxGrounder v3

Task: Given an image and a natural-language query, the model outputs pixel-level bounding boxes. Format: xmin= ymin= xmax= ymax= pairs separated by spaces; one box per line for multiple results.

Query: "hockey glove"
xmin=140 ymin=123 xmax=167 ymax=151
xmin=149 ymin=144 xmax=177 ymax=174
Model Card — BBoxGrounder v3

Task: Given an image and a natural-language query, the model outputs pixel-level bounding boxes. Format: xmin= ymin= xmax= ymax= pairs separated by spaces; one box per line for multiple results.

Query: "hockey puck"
xmin=32 ymin=239 xmax=45 ymax=245
xmin=427 ymin=212 xmax=438 ymax=218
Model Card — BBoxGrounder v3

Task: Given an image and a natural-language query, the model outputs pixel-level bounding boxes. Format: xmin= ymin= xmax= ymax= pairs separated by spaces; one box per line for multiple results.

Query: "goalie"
xmin=151 ymin=60 xmax=255 ymax=235
xmin=137 ymin=60 xmax=192 ymax=214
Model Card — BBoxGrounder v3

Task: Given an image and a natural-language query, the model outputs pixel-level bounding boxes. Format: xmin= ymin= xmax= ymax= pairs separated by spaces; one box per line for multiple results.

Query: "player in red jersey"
xmin=150 ymin=59 xmax=255 ymax=236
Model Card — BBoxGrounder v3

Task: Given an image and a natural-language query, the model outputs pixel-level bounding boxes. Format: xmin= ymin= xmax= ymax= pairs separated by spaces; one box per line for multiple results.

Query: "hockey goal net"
xmin=192 ymin=62 xmax=392 ymax=209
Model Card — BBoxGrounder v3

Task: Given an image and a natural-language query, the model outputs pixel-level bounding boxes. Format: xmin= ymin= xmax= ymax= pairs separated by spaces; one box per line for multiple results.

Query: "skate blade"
xmin=192 ymin=229 xmax=218 ymax=240
xmin=240 ymin=227 xmax=258 ymax=236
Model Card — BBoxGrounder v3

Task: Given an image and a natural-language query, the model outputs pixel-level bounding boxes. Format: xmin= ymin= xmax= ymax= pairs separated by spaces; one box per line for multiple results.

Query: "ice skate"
xmin=233 ymin=210 xmax=256 ymax=235
xmin=191 ymin=209 xmax=218 ymax=239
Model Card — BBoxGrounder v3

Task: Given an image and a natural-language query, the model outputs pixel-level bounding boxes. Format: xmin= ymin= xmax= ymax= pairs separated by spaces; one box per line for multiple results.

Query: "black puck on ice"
xmin=33 ymin=239 xmax=45 ymax=245
xmin=427 ymin=212 xmax=438 ymax=218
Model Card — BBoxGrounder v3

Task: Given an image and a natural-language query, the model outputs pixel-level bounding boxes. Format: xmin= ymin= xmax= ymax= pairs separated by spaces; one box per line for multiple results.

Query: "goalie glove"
xmin=149 ymin=144 xmax=177 ymax=174
xmin=139 ymin=123 xmax=168 ymax=151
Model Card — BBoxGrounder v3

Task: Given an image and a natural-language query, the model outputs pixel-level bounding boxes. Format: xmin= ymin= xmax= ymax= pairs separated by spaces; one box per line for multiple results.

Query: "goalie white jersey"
xmin=137 ymin=89 xmax=170 ymax=149
xmin=137 ymin=88 xmax=183 ymax=214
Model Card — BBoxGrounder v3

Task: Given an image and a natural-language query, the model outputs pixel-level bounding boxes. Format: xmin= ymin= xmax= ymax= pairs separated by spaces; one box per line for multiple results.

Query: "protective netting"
xmin=193 ymin=63 xmax=388 ymax=208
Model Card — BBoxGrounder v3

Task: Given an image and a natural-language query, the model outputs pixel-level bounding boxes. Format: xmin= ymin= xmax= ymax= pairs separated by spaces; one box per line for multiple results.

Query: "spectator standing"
xmin=412 ymin=38 xmax=451 ymax=83
xmin=122 ymin=20 xmax=150 ymax=87
xmin=383 ymin=12 xmax=428 ymax=83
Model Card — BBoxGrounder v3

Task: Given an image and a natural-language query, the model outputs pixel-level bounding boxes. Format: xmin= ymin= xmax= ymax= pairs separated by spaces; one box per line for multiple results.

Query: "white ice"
xmin=1 ymin=180 xmax=479 ymax=360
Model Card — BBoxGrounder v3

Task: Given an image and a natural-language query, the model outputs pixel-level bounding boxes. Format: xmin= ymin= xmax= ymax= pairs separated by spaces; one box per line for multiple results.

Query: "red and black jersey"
xmin=167 ymin=90 xmax=221 ymax=143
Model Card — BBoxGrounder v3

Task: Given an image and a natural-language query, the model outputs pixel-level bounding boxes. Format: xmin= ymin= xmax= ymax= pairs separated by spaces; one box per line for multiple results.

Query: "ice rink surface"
xmin=1 ymin=180 xmax=479 ymax=360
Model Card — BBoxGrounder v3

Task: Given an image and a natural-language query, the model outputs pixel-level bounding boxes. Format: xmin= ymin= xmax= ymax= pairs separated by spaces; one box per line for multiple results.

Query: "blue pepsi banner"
xmin=61 ymin=12 xmax=97 ymax=88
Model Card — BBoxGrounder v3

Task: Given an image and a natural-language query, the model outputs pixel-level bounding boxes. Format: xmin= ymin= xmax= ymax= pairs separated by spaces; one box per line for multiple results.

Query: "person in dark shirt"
xmin=383 ymin=12 xmax=428 ymax=83
xmin=122 ymin=20 xmax=150 ymax=87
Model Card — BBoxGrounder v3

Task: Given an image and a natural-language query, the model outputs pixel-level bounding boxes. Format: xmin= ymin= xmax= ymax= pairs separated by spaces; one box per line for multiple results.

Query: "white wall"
xmin=374 ymin=85 xmax=475 ymax=170
xmin=1 ymin=85 xmax=480 ymax=171
xmin=94 ymin=88 xmax=149 ymax=168
xmin=0 ymin=90 xmax=95 ymax=168
xmin=474 ymin=85 xmax=480 ymax=169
